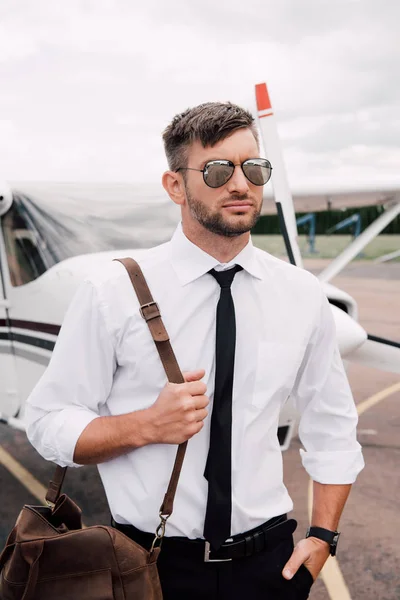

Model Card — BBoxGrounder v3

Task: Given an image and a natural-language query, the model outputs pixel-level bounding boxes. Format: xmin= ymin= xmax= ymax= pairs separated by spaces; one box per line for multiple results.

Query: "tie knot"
xmin=209 ymin=265 xmax=243 ymax=288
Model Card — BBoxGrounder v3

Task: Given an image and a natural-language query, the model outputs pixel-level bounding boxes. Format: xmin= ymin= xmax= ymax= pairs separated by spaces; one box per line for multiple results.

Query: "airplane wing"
xmin=255 ymin=83 xmax=303 ymax=268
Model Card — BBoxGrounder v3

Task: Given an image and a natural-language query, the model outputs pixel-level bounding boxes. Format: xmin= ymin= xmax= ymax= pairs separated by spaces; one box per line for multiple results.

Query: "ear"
xmin=162 ymin=171 xmax=186 ymax=206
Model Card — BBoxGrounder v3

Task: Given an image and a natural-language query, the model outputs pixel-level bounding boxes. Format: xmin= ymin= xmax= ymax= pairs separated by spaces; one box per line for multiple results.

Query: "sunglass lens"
xmin=242 ymin=159 xmax=272 ymax=186
xmin=204 ymin=161 xmax=234 ymax=188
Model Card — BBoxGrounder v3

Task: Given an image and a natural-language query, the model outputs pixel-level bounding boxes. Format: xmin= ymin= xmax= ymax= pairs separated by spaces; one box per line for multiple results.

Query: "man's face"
xmin=182 ymin=128 xmax=264 ymax=237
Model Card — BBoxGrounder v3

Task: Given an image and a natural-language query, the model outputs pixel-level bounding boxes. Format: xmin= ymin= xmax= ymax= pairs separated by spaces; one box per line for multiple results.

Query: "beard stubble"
xmin=185 ymin=189 xmax=262 ymax=238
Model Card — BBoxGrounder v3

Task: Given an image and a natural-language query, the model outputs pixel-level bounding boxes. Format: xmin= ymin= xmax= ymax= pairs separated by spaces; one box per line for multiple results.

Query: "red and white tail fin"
xmin=255 ymin=83 xmax=303 ymax=268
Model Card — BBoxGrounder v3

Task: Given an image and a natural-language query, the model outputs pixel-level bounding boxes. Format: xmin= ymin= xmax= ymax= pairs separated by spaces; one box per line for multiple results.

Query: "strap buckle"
xmin=139 ymin=302 xmax=160 ymax=321
xmin=150 ymin=512 xmax=170 ymax=554
xmin=204 ymin=541 xmax=232 ymax=562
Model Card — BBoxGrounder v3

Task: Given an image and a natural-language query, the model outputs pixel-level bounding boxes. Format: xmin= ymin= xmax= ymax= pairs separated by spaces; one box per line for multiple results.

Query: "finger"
xmin=194 ymin=408 xmax=208 ymax=422
xmin=183 ymin=369 xmax=205 ymax=383
xmin=190 ymin=420 xmax=204 ymax=435
xmin=185 ymin=380 xmax=208 ymax=397
xmin=194 ymin=395 xmax=209 ymax=409
xmin=282 ymin=546 xmax=309 ymax=580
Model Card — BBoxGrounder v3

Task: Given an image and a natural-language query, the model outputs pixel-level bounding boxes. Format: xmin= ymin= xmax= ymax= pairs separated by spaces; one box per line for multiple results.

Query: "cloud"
xmin=0 ymin=0 xmax=399 ymax=189
xmin=0 ymin=120 xmax=16 ymax=137
xmin=280 ymin=107 xmax=400 ymax=153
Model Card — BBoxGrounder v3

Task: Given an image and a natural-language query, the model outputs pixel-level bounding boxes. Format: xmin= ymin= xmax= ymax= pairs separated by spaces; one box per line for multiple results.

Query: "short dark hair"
xmin=162 ymin=102 xmax=259 ymax=172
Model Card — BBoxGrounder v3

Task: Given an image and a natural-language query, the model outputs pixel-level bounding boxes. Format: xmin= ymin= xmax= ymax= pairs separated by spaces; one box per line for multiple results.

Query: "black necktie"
xmin=203 ymin=264 xmax=243 ymax=551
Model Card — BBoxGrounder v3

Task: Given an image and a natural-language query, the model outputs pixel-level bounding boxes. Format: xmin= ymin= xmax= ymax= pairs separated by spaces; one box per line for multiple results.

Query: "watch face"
xmin=330 ymin=532 xmax=340 ymax=556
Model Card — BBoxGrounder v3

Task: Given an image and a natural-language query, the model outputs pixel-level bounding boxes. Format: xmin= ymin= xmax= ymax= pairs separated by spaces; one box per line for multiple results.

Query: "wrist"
xmin=132 ymin=407 xmax=156 ymax=447
xmin=306 ymin=526 xmax=340 ymax=556
xmin=306 ymin=535 xmax=330 ymax=550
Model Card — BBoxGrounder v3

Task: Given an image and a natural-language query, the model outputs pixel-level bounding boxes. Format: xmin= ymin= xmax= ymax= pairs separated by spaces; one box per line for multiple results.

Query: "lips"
xmin=223 ymin=203 xmax=254 ymax=209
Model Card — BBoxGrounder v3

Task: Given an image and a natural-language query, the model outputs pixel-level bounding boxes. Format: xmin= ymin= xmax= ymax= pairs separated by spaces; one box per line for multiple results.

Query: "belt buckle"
xmin=204 ymin=541 xmax=232 ymax=562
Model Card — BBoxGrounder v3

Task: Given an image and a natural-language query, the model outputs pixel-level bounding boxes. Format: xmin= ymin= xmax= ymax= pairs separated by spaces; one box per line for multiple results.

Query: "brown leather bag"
xmin=0 ymin=258 xmax=189 ymax=599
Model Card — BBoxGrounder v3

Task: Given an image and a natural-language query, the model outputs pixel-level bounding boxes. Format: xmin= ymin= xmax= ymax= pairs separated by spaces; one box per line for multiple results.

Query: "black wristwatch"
xmin=306 ymin=526 xmax=340 ymax=556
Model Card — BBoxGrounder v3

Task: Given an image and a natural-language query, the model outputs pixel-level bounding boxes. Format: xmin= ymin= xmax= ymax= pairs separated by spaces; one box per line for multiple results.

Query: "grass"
xmin=251 ymin=235 xmax=400 ymax=260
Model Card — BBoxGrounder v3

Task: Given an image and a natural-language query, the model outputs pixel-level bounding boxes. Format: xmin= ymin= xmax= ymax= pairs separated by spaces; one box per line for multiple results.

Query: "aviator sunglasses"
xmin=176 ymin=158 xmax=273 ymax=189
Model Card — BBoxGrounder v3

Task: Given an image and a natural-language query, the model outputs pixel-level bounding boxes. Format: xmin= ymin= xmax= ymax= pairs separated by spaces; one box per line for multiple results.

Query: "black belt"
xmin=113 ymin=515 xmax=297 ymax=562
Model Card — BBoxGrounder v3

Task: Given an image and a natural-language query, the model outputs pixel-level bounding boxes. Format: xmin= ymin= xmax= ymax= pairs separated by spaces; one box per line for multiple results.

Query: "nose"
xmin=226 ymin=165 xmax=250 ymax=195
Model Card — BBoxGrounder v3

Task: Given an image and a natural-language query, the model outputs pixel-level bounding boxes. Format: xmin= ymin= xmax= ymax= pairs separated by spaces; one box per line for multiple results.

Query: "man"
xmin=26 ymin=102 xmax=364 ymax=599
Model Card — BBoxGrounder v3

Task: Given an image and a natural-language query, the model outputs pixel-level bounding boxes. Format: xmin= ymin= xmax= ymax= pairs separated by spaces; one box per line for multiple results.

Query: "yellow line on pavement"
xmin=305 ymin=381 xmax=400 ymax=599
xmin=320 ymin=556 xmax=353 ymax=599
xmin=0 ymin=444 xmax=87 ymax=528
xmin=356 ymin=382 xmax=400 ymax=416
xmin=0 ymin=445 xmax=48 ymax=503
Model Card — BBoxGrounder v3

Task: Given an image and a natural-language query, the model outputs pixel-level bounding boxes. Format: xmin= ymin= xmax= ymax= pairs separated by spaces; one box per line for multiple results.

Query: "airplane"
xmin=1 ymin=83 xmax=400 ymax=451
xmin=0 ymin=183 xmax=181 ymax=430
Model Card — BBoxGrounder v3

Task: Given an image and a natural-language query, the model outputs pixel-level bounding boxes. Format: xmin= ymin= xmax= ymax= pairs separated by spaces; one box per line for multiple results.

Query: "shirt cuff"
xmin=46 ymin=409 xmax=99 ymax=468
xmin=299 ymin=448 xmax=365 ymax=484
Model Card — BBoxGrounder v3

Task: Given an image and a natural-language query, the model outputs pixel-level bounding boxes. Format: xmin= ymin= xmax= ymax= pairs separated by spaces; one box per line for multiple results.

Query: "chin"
xmin=226 ymin=213 xmax=256 ymax=228
xmin=222 ymin=221 xmax=255 ymax=237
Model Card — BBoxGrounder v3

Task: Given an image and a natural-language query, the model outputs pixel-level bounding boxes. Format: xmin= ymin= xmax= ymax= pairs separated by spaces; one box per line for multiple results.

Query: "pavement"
xmin=293 ymin=260 xmax=400 ymax=599
xmin=0 ymin=260 xmax=399 ymax=599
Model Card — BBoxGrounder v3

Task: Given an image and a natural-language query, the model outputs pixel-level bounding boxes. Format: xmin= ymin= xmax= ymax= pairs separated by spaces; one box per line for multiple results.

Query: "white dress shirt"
xmin=25 ymin=223 xmax=364 ymax=538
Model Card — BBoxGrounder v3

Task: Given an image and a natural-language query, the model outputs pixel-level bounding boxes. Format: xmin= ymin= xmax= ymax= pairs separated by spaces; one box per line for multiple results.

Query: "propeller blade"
xmin=318 ymin=199 xmax=400 ymax=283
xmin=255 ymin=83 xmax=303 ymax=268
xmin=345 ymin=335 xmax=400 ymax=374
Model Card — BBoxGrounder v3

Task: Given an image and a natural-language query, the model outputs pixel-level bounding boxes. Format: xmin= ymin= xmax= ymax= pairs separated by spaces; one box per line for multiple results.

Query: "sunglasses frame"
xmin=176 ymin=158 xmax=273 ymax=188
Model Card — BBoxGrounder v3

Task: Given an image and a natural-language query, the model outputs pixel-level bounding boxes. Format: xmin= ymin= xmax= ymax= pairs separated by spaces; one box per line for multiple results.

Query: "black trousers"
xmin=113 ymin=522 xmax=314 ymax=600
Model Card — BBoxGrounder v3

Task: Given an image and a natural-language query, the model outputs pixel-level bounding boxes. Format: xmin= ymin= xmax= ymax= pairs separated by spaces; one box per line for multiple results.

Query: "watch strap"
xmin=306 ymin=526 xmax=340 ymax=556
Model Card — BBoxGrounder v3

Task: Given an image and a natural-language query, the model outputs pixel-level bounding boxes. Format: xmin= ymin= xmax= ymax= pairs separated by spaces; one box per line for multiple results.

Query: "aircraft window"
xmin=10 ymin=186 xmax=179 ymax=262
xmin=2 ymin=185 xmax=180 ymax=269
xmin=1 ymin=201 xmax=48 ymax=286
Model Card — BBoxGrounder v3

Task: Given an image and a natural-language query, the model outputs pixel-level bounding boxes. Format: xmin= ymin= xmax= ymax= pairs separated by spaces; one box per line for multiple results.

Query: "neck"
xmin=181 ymin=220 xmax=250 ymax=263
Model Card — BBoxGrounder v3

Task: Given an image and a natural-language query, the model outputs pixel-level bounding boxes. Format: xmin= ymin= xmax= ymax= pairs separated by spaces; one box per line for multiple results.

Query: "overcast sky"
xmin=1 ymin=0 xmax=399 ymax=192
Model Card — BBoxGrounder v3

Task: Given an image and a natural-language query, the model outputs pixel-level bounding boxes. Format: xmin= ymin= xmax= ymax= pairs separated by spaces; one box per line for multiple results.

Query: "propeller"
xmin=254 ymin=82 xmax=400 ymax=375
xmin=329 ymin=304 xmax=366 ymax=356
xmin=255 ymin=83 xmax=303 ymax=268
xmin=346 ymin=335 xmax=400 ymax=374
xmin=333 ymin=307 xmax=400 ymax=374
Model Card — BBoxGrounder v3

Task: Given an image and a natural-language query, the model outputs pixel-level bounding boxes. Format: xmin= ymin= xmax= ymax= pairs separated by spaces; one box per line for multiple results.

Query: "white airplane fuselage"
xmin=0 ymin=242 xmax=362 ymax=448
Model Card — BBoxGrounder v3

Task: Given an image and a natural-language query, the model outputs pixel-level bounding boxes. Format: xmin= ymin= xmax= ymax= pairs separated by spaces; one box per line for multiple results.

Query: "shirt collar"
xmin=169 ymin=223 xmax=263 ymax=286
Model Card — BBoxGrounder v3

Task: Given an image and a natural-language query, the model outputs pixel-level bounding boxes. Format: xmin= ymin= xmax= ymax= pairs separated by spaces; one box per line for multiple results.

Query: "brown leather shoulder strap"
xmin=114 ymin=257 xmax=187 ymax=517
xmin=45 ymin=466 xmax=67 ymax=505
